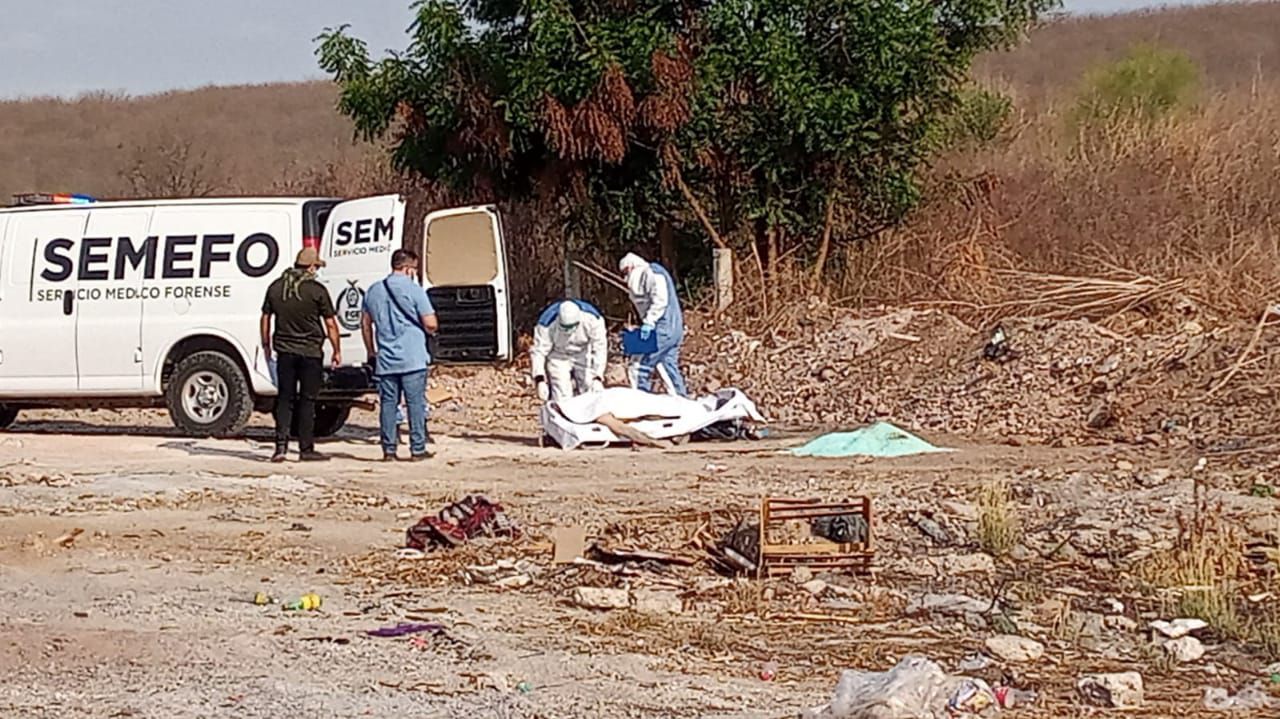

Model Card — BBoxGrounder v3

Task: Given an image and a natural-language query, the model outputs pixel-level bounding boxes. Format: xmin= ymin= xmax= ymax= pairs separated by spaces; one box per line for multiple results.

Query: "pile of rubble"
xmin=686 ymin=307 xmax=1280 ymax=446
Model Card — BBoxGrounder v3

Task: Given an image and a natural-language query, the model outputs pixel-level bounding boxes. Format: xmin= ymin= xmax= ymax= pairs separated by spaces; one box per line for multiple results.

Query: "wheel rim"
xmin=181 ymin=371 xmax=229 ymax=424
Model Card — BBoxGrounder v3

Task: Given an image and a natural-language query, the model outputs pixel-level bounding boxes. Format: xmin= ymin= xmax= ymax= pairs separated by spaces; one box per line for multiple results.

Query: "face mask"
xmin=559 ymin=322 xmax=579 ymax=332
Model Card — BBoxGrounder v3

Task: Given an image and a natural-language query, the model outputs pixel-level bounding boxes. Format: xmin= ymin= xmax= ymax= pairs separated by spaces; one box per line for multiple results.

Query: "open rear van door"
xmin=421 ymin=206 xmax=511 ymax=362
xmin=320 ymin=194 xmax=405 ymax=367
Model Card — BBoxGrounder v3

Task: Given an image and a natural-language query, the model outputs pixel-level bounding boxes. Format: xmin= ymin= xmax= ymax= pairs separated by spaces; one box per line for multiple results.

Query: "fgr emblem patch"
xmin=336 ymin=280 xmax=364 ymax=332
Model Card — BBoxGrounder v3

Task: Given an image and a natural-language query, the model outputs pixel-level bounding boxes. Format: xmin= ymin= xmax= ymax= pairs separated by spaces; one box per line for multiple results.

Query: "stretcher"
xmin=539 ymin=387 xmax=765 ymax=450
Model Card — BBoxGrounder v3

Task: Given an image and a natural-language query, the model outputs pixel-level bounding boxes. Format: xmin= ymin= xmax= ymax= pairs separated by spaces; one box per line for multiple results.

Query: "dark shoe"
xmin=381 ymin=452 xmax=397 ymax=462
xmin=404 ymin=451 xmax=434 ymax=462
xmin=270 ymin=448 xmax=287 ymax=463
xmin=298 ymin=450 xmax=329 ymax=462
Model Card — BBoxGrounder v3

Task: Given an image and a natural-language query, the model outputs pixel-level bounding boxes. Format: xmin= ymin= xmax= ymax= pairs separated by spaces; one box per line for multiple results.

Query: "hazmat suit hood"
xmin=619 ymin=253 xmax=649 ymax=295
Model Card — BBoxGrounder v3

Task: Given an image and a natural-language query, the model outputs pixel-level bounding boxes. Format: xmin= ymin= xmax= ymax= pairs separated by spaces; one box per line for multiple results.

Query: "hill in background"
xmin=1 ymin=2 xmax=1278 ymax=202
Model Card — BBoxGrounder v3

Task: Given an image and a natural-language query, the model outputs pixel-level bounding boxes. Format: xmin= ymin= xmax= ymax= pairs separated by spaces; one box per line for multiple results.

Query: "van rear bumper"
xmin=318 ymin=366 xmax=376 ymax=401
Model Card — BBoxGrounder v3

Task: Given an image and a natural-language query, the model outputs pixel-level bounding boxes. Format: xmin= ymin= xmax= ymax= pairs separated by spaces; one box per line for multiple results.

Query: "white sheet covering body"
xmin=541 ymin=387 xmax=765 ymax=449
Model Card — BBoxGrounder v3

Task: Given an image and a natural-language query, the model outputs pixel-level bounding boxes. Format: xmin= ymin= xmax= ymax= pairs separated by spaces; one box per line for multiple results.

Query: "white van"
xmin=0 ymin=193 xmax=511 ymax=436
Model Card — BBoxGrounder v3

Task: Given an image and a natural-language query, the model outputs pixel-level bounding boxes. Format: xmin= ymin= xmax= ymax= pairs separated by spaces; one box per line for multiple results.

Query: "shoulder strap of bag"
xmin=382 ymin=279 xmax=422 ymax=329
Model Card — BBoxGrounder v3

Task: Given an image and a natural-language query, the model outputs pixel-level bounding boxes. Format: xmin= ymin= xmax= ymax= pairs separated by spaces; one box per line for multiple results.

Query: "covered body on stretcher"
xmin=539 ymin=387 xmax=765 ymax=450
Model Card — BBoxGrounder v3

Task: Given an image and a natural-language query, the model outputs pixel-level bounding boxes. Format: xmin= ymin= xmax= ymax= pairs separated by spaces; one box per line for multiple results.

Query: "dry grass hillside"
xmin=1 ymin=2 xmax=1278 ymax=322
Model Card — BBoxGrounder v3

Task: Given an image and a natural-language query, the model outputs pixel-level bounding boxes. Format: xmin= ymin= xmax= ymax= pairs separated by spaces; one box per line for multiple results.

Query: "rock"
xmin=984 ymin=635 xmax=1045 ymax=663
xmin=801 ymin=579 xmax=828 ymax=596
xmin=940 ymin=501 xmax=979 ymax=521
xmin=1150 ymin=618 xmax=1208 ymax=639
xmin=936 ymin=553 xmax=996 ymax=575
xmin=572 ymin=587 xmax=630 ymax=610
xmin=1204 ymin=683 xmax=1280 ymax=711
xmin=1137 ymin=468 xmax=1172 ymax=488
xmin=632 ymin=589 xmax=682 ymax=615
xmin=1102 ymin=598 xmax=1125 ymax=615
xmin=906 ymin=593 xmax=990 ymax=617
xmin=1116 ymin=460 xmax=1135 ymax=472
xmin=1163 ymin=636 xmax=1206 ymax=663
xmin=1105 ymin=615 xmax=1138 ymax=633
xmin=791 ymin=566 xmax=814 ymax=584
xmin=495 ymin=574 xmax=532 ymax=589
xmin=1064 ymin=611 xmax=1107 ymax=639
xmin=1078 ymin=672 xmax=1145 ymax=708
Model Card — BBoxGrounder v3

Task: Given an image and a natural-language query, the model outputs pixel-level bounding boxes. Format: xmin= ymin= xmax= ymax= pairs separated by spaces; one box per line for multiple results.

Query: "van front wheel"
xmin=0 ymin=406 xmax=18 ymax=430
xmin=167 ymin=351 xmax=254 ymax=437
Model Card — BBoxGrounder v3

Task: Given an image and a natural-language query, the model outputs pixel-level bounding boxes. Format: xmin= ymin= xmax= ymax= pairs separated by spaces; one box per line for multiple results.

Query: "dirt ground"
xmin=1 ymin=386 xmax=1277 ymax=718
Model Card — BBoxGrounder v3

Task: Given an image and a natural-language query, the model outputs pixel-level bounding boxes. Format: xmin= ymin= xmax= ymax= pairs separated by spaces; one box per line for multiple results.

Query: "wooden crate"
xmin=757 ymin=496 xmax=874 ymax=578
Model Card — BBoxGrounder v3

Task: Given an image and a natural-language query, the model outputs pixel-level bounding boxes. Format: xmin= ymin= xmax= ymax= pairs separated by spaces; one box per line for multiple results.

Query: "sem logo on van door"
xmin=331 ymin=216 xmax=394 ymax=258
xmin=335 ymin=280 xmax=364 ymax=332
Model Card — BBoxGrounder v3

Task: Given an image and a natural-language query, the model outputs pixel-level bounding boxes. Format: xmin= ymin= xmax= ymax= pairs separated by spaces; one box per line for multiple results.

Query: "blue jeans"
xmin=378 ymin=369 xmax=428 ymax=456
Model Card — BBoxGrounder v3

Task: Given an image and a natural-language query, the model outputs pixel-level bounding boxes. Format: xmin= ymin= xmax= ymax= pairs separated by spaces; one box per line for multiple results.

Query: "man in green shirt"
xmin=260 ymin=247 xmax=342 ymax=462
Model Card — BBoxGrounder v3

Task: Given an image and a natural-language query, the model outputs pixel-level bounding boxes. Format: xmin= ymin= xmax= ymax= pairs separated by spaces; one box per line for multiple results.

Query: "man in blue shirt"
xmin=361 ymin=249 xmax=438 ymax=461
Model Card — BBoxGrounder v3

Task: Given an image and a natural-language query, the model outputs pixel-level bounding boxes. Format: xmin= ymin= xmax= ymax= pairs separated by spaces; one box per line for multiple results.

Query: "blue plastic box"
xmin=621 ymin=328 xmax=658 ymax=356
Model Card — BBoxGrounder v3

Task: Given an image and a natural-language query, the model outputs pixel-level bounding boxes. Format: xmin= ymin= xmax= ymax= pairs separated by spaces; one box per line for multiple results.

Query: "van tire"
xmin=166 ymin=351 xmax=254 ymax=438
xmin=0 ymin=406 xmax=18 ymax=430
xmin=294 ymin=403 xmax=351 ymax=439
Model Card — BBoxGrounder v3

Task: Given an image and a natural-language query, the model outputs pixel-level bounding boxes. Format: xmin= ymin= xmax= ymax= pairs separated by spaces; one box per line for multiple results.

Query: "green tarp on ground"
xmin=790 ymin=421 xmax=947 ymax=458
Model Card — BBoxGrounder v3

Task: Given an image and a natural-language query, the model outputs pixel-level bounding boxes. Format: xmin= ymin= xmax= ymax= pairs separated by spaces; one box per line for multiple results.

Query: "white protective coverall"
xmin=618 ymin=253 xmax=688 ymax=397
xmin=530 ymin=300 xmax=608 ymax=401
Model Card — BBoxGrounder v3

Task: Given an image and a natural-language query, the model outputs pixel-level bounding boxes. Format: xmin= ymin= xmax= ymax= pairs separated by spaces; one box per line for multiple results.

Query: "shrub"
xmin=1072 ymin=43 xmax=1200 ymax=128
xmin=936 ymin=85 xmax=1016 ymax=150
xmin=977 ymin=480 xmax=1022 ymax=557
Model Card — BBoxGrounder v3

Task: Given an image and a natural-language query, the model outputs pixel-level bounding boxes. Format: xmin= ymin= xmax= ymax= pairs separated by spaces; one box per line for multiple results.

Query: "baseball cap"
xmin=295 ymin=247 xmax=326 ymax=268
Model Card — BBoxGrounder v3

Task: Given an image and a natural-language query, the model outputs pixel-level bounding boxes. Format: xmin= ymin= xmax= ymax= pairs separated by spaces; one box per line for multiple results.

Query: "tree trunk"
xmin=658 ymin=220 xmax=677 ymax=280
xmin=811 ymin=185 xmax=838 ymax=295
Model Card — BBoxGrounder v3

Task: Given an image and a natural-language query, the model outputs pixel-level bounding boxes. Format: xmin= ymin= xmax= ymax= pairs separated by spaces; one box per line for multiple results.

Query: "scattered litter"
xmin=957 ymin=654 xmax=992 ymax=672
xmin=947 ymin=678 xmax=996 ymax=713
xmin=395 ymin=548 xmax=426 ymax=560
xmin=994 ymin=686 xmax=1037 ymax=708
xmin=983 ymin=325 xmax=1012 ymax=362
xmin=285 ymin=522 xmax=312 ymax=532
xmin=300 ymin=635 xmax=350 ymax=645
xmin=588 ymin=542 xmax=695 ymax=567
xmin=283 ymin=593 xmax=322 ymax=611
xmin=1203 ymin=683 xmax=1279 ymax=711
xmin=253 ymin=592 xmax=274 ymax=606
xmin=1077 ymin=672 xmax=1144 ymax=709
xmin=366 ymin=622 xmax=445 ymax=638
xmin=55 ymin=528 xmax=84 ymax=548
xmin=703 ymin=462 xmax=729 ymax=474
xmin=515 ymin=681 xmax=533 ymax=694
xmin=791 ymin=422 xmax=947 ymax=458
xmin=801 ymin=655 xmax=960 ymax=719
xmin=552 ymin=526 xmax=587 ymax=565
xmin=405 ymin=495 xmax=519 ymax=550
xmin=759 ymin=661 xmax=778 ymax=682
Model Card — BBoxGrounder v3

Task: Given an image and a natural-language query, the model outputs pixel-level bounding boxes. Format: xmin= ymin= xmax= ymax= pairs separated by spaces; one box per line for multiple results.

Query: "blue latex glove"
xmin=640 ymin=323 xmax=654 ymax=341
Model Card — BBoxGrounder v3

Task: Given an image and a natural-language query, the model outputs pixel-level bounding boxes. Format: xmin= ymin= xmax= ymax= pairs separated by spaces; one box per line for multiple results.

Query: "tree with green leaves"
xmin=318 ymin=0 xmax=1054 ymax=296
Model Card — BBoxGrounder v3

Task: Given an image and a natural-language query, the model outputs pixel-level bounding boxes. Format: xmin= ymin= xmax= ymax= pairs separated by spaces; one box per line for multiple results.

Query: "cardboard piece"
xmin=552 ymin=526 xmax=587 ymax=564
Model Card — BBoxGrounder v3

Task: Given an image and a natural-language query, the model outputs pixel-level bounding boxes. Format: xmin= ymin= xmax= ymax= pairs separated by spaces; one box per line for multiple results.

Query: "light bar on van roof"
xmin=11 ymin=193 xmax=97 ymax=206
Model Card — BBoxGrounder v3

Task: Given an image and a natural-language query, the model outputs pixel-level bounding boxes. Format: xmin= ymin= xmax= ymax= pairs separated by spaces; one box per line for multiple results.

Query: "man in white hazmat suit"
xmin=530 ymin=299 xmax=608 ymax=402
xmin=619 ymin=252 xmax=688 ymax=397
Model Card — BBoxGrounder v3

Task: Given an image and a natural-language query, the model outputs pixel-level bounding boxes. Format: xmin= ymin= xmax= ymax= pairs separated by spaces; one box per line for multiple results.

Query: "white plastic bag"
xmin=802 ymin=656 xmax=961 ymax=719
